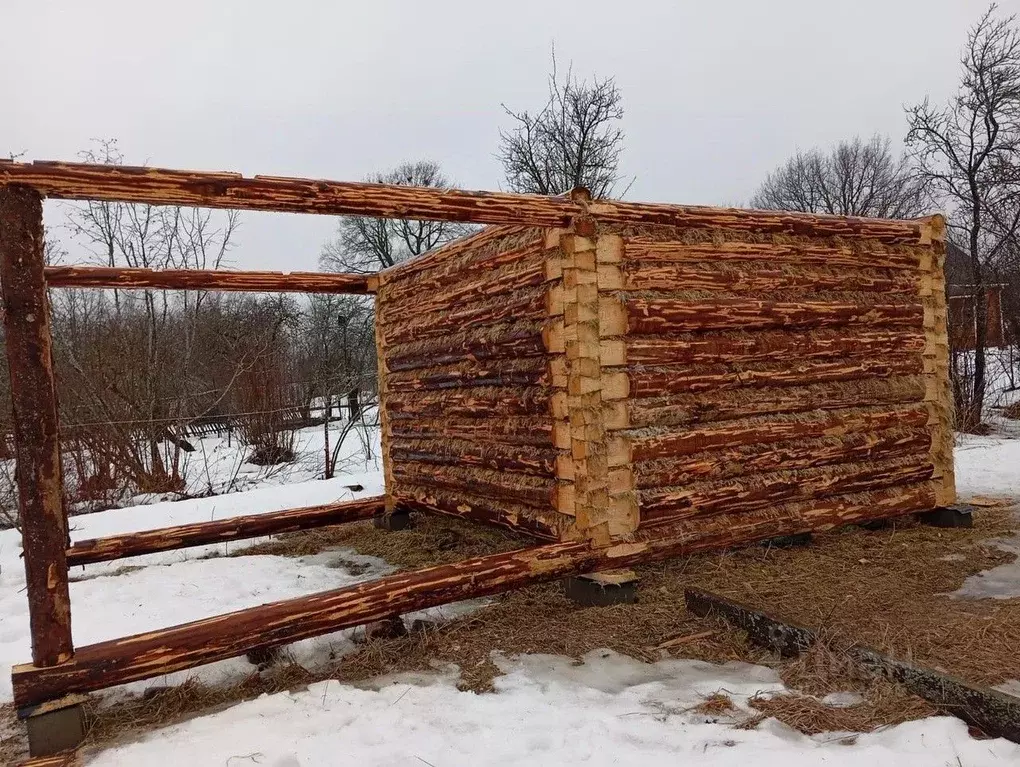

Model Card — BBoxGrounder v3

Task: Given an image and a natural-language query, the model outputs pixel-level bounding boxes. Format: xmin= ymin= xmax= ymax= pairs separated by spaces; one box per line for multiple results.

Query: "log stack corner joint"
xmin=0 ymin=160 xmax=955 ymax=747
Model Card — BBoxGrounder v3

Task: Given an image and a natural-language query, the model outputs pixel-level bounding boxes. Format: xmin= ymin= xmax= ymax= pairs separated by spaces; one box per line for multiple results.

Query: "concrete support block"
xmin=19 ymin=693 xmax=87 ymax=757
xmin=372 ymin=512 xmax=412 ymax=532
xmin=917 ymin=504 xmax=974 ymax=529
xmin=564 ymin=569 xmax=638 ymax=606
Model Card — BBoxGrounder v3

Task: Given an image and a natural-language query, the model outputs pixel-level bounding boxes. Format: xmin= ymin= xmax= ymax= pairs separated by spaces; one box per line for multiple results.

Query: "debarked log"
xmin=641 ymin=458 xmax=934 ymax=521
xmin=0 ymin=185 xmax=73 ymax=668
xmin=635 ymin=428 xmax=931 ymax=489
xmin=397 ymin=493 xmax=562 ymax=539
xmin=622 ymin=263 xmax=916 ymax=294
xmin=392 ymin=464 xmax=555 ymax=508
xmin=629 ymin=355 xmax=924 ymax=397
xmin=627 ymin=378 xmax=925 ymax=429
xmin=12 ymin=540 xmax=600 ymax=706
xmin=390 ymin=439 xmax=557 ymax=476
xmin=624 ymin=329 xmax=925 ymax=366
xmin=385 ymin=358 xmax=548 ymax=391
xmin=382 ymin=288 xmax=547 ymax=344
xmin=0 ymin=160 xmax=579 ymax=227
xmin=630 ymin=405 xmax=929 ymax=461
xmin=385 ymin=334 xmax=547 ymax=372
xmin=390 ymin=416 xmax=554 ymax=447
xmin=621 ymin=239 xmax=925 ymax=270
xmin=44 ymin=266 xmax=372 ymax=294
xmin=66 ymin=496 xmax=385 ymax=566
xmin=386 ymin=388 xmax=550 ymax=419
xmin=626 ymin=298 xmax=923 ymax=335
xmin=380 ymin=249 xmax=545 ymax=308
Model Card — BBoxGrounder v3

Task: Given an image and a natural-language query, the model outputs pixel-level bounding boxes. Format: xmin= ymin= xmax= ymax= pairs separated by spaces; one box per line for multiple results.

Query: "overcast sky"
xmin=3 ymin=0 xmax=1011 ymax=271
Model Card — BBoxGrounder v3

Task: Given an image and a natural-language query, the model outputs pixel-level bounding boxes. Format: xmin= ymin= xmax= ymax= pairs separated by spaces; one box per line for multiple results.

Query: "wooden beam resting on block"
xmin=66 ymin=496 xmax=385 ymax=566
xmin=44 ymin=266 xmax=373 ymax=294
xmin=0 ymin=160 xmax=578 ymax=227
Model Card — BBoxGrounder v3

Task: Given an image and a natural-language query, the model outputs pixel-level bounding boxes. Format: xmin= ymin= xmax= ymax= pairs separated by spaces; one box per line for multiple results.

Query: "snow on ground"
xmin=953 ymin=425 xmax=1020 ymax=601
xmin=85 ymin=651 xmax=1020 ymax=767
xmin=954 ymin=433 xmax=1020 ymax=499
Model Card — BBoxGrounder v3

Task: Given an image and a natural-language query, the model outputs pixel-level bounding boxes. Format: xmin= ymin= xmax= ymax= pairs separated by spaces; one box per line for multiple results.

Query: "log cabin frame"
xmin=0 ymin=160 xmax=954 ymax=742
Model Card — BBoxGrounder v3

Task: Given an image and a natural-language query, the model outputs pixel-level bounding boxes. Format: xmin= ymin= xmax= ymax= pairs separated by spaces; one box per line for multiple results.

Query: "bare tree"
xmin=319 ymin=160 xmax=468 ymax=274
xmin=750 ymin=135 xmax=927 ymax=218
xmin=906 ymin=4 xmax=1020 ymax=428
xmin=499 ymin=54 xmax=626 ymax=199
xmin=58 ymin=139 xmax=240 ymax=491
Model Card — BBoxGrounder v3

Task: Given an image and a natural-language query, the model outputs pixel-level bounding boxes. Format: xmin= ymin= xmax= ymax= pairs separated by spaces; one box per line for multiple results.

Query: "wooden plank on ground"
xmin=684 ymin=588 xmax=1020 ymax=744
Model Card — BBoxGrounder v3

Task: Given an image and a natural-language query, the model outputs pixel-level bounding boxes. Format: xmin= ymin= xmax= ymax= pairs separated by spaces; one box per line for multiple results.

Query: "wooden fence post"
xmin=0 ymin=184 xmax=73 ymax=667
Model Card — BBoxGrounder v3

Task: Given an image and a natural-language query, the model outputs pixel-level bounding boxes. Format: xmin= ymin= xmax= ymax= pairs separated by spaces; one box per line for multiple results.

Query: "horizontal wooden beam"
xmin=12 ymin=482 xmax=938 ymax=708
xmin=15 ymin=540 xmax=598 ymax=706
xmin=590 ymin=202 xmax=937 ymax=244
xmin=44 ymin=266 xmax=373 ymax=294
xmin=0 ymin=161 xmax=578 ymax=227
xmin=1 ymin=160 xmax=938 ymax=243
xmin=66 ymin=496 xmax=385 ymax=566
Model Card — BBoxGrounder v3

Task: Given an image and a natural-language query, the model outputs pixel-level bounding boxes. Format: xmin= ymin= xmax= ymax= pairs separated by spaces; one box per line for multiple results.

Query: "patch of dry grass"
xmin=683 ymin=507 xmax=1019 ymax=686
xmin=233 ymin=512 xmax=530 ymax=567
xmin=742 ymin=645 xmax=938 ymax=736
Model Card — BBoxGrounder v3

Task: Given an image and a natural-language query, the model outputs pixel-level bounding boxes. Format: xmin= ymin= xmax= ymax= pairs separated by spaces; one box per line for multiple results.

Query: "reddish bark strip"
xmin=0 ymin=185 xmax=73 ymax=667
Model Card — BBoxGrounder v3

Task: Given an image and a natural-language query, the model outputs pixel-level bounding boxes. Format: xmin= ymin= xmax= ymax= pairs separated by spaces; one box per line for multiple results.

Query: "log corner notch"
xmin=0 ymin=184 xmax=73 ymax=668
xmin=548 ymin=226 xmax=636 ymax=546
xmin=918 ymin=211 xmax=956 ymax=506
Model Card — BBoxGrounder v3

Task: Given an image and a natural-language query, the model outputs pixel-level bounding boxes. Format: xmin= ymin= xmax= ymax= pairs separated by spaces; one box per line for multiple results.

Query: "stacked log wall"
xmin=604 ymin=220 xmax=953 ymax=531
xmin=377 ymin=226 xmax=569 ymax=538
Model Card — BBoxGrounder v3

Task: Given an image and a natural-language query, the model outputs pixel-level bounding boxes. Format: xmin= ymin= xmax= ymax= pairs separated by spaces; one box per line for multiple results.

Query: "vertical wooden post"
xmin=0 ymin=184 xmax=73 ymax=667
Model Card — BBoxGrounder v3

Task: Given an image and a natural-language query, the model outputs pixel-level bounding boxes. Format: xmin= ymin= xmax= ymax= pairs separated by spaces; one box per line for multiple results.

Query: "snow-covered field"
xmin=1 ymin=405 xmax=1019 ymax=764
